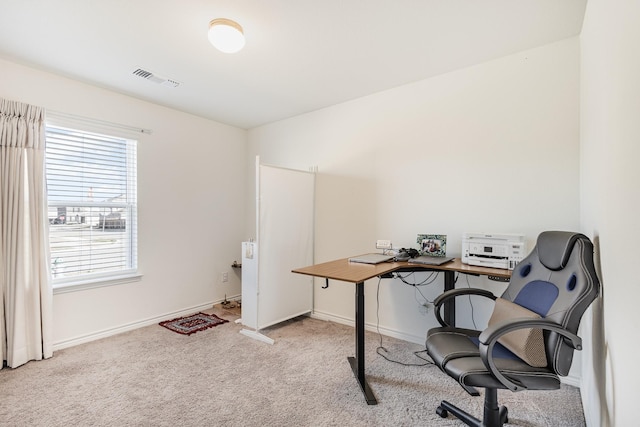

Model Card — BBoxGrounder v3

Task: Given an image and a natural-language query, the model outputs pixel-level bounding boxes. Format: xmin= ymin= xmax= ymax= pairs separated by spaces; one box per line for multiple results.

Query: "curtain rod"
xmin=47 ymin=110 xmax=153 ymax=135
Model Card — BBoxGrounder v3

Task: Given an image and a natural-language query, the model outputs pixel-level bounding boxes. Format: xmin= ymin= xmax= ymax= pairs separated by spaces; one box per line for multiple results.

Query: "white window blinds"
xmin=45 ymin=125 xmax=138 ymax=285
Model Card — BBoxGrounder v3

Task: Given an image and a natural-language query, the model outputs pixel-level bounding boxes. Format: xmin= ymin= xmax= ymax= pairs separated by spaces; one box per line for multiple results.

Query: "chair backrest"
xmin=501 ymin=231 xmax=600 ymax=375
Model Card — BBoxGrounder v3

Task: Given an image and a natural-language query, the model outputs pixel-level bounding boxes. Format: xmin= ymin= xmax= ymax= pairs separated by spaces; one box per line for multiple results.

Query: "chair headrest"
xmin=537 ymin=231 xmax=587 ymax=270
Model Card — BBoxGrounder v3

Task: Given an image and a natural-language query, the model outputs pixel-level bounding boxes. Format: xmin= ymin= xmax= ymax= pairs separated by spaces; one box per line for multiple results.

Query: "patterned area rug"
xmin=159 ymin=312 xmax=228 ymax=335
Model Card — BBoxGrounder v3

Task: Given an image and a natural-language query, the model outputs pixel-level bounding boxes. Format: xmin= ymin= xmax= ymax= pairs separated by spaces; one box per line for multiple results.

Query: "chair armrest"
xmin=433 ymin=288 xmax=497 ymax=327
xmin=478 ymin=318 xmax=582 ymax=392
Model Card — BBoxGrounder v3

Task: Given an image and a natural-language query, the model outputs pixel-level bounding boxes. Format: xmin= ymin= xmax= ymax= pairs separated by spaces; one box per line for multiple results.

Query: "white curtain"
xmin=0 ymin=98 xmax=53 ymax=369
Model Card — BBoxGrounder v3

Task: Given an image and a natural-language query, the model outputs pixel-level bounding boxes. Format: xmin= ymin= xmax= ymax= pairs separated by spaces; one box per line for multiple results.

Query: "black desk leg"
xmin=347 ymin=281 xmax=377 ymax=405
xmin=443 ymin=270 xmax=456 ymax=327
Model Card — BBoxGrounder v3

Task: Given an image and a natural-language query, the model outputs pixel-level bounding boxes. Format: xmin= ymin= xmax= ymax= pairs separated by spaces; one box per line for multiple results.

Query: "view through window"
xmin=45 ymin=125 xmax=138 ymax=286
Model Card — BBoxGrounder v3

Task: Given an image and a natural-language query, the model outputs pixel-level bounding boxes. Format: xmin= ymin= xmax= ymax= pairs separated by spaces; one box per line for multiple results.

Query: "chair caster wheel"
xmin=500 ymin=406 xmax=509 ymax=424
xmin=436 ymin=406 xmax=448 ymax=418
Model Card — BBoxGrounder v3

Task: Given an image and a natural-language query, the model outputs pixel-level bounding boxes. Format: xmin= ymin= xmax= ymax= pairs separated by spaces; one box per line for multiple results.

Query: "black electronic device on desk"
xmin=394 ymin=248 xmax=419 ymax=262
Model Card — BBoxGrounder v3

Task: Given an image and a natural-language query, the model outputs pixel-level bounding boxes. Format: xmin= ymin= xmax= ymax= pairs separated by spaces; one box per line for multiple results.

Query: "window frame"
xmin=45 ymin=123 xmax=140 ymax=293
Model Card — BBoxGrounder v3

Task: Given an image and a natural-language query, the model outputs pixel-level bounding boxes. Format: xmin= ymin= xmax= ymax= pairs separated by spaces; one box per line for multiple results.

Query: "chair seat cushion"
xmin=427 ymin=326 xmax=560 ymax=390
xmin=426 ymin=327 xmax=481 ymax=367
xmin=487 ymin=298 xmax=548 ymax=367
xmin=444 ymin=354 xmax=561 ymax=390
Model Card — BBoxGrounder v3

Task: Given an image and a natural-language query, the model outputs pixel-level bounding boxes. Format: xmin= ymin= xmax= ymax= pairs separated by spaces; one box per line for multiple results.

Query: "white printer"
xmin=461 ymin=232 xmax=526 ymax=270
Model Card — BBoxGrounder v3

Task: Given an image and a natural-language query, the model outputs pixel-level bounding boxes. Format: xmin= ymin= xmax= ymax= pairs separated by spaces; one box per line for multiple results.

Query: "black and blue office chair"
xmin=425 ymin=231 xmax=600 ymax=427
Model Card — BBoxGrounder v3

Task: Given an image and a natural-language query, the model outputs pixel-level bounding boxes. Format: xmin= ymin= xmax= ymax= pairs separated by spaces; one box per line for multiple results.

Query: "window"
xmin=45 ymin=125 xmax=138 ymax=289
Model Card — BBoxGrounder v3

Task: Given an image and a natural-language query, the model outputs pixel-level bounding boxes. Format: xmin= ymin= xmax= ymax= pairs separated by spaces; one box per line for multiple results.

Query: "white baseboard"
xmin=561 ymin=374 xmax=581 ymax=388
xmin=53 ymin=301 xmax=583 ymax=391
xmin=52 ymin=295 xmax=240 ymax=351
xmin=311 ymin=309 xmax=583 ymax=388
xmin=310 ymin=309 xmax=425 ymax=345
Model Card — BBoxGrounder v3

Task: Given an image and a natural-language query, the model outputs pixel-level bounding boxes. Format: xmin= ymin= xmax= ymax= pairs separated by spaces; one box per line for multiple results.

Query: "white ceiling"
xmin=0 ymin=0 xmax=586 ymax=129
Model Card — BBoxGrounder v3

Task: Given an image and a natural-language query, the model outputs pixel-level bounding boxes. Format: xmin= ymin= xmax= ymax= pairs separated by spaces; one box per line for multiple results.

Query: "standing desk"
xmin=292 ymin=257 xmax=511 ymax=405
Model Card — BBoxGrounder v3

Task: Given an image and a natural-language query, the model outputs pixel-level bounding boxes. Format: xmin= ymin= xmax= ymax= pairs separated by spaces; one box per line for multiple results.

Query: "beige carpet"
xmin=0 ymin=307 xmax=585 ymax=426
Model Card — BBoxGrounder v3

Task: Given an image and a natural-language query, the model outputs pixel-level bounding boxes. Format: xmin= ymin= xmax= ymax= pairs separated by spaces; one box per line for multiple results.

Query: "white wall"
xmin=0 ymin=58 xmax=246 ymax=348
xmin=248 ymin=39 xmax=581 ymax=349
xmin=2 ymin=14 xmax=617 ymax=418
xmin=580 ymin=1 xmax=640 ymax=426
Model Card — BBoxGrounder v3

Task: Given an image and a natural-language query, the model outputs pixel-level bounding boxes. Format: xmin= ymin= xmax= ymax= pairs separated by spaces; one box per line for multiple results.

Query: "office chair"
xmin=425 ymin=231 xmax=600 ymax=427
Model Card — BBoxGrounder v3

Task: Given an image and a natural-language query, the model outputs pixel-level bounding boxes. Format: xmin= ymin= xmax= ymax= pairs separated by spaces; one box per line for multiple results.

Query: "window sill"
xmin=52 ymin=272 xmax=142 ymax=295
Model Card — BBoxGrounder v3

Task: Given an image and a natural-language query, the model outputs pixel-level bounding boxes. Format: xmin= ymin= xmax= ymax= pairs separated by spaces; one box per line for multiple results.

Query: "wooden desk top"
xmin=292 ymin=257 xmax=511 ymax=283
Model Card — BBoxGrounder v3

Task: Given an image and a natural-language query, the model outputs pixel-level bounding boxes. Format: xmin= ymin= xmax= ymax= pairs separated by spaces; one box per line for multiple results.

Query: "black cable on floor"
xmin=375 ymin=277 xmax=434 ymax=367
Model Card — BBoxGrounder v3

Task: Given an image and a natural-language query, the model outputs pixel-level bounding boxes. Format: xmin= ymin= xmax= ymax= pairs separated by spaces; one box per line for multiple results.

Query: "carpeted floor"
xmin=0 ymin=307 xmax=585 ymax=426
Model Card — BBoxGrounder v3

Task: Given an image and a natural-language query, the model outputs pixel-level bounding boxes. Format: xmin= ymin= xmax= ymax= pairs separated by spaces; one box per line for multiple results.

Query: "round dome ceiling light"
xmin=208 ymin=18 xmax=245 ymax=54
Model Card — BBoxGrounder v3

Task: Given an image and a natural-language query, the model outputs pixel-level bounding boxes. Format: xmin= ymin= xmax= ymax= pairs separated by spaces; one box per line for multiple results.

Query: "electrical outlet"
xmin=376 ymin=239 xmax=392 ymax=250
xmin=419 ymin=302 xmax=431 ymax=315
xmin=221 ymin=271 xmax=229 ymax=283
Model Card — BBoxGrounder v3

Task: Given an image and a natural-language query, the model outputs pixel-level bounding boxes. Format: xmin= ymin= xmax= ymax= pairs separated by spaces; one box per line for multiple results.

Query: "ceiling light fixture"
xmin=208 ymin=18 xmax=245 ymax=53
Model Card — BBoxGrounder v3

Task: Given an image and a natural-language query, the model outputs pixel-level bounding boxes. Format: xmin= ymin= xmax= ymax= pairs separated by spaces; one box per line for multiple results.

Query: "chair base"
xmin=436 ymin=388 xmax=508 ymax=427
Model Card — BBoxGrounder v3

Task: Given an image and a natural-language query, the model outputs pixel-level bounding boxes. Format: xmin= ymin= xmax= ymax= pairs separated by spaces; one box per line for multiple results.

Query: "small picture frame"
xmin=417 ymin=234 xmax=447 ymax=257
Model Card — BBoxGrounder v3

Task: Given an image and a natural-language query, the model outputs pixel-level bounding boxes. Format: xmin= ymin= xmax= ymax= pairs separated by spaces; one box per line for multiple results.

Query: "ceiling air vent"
xmin=132 ymin=68 xmax=180 ymax=88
